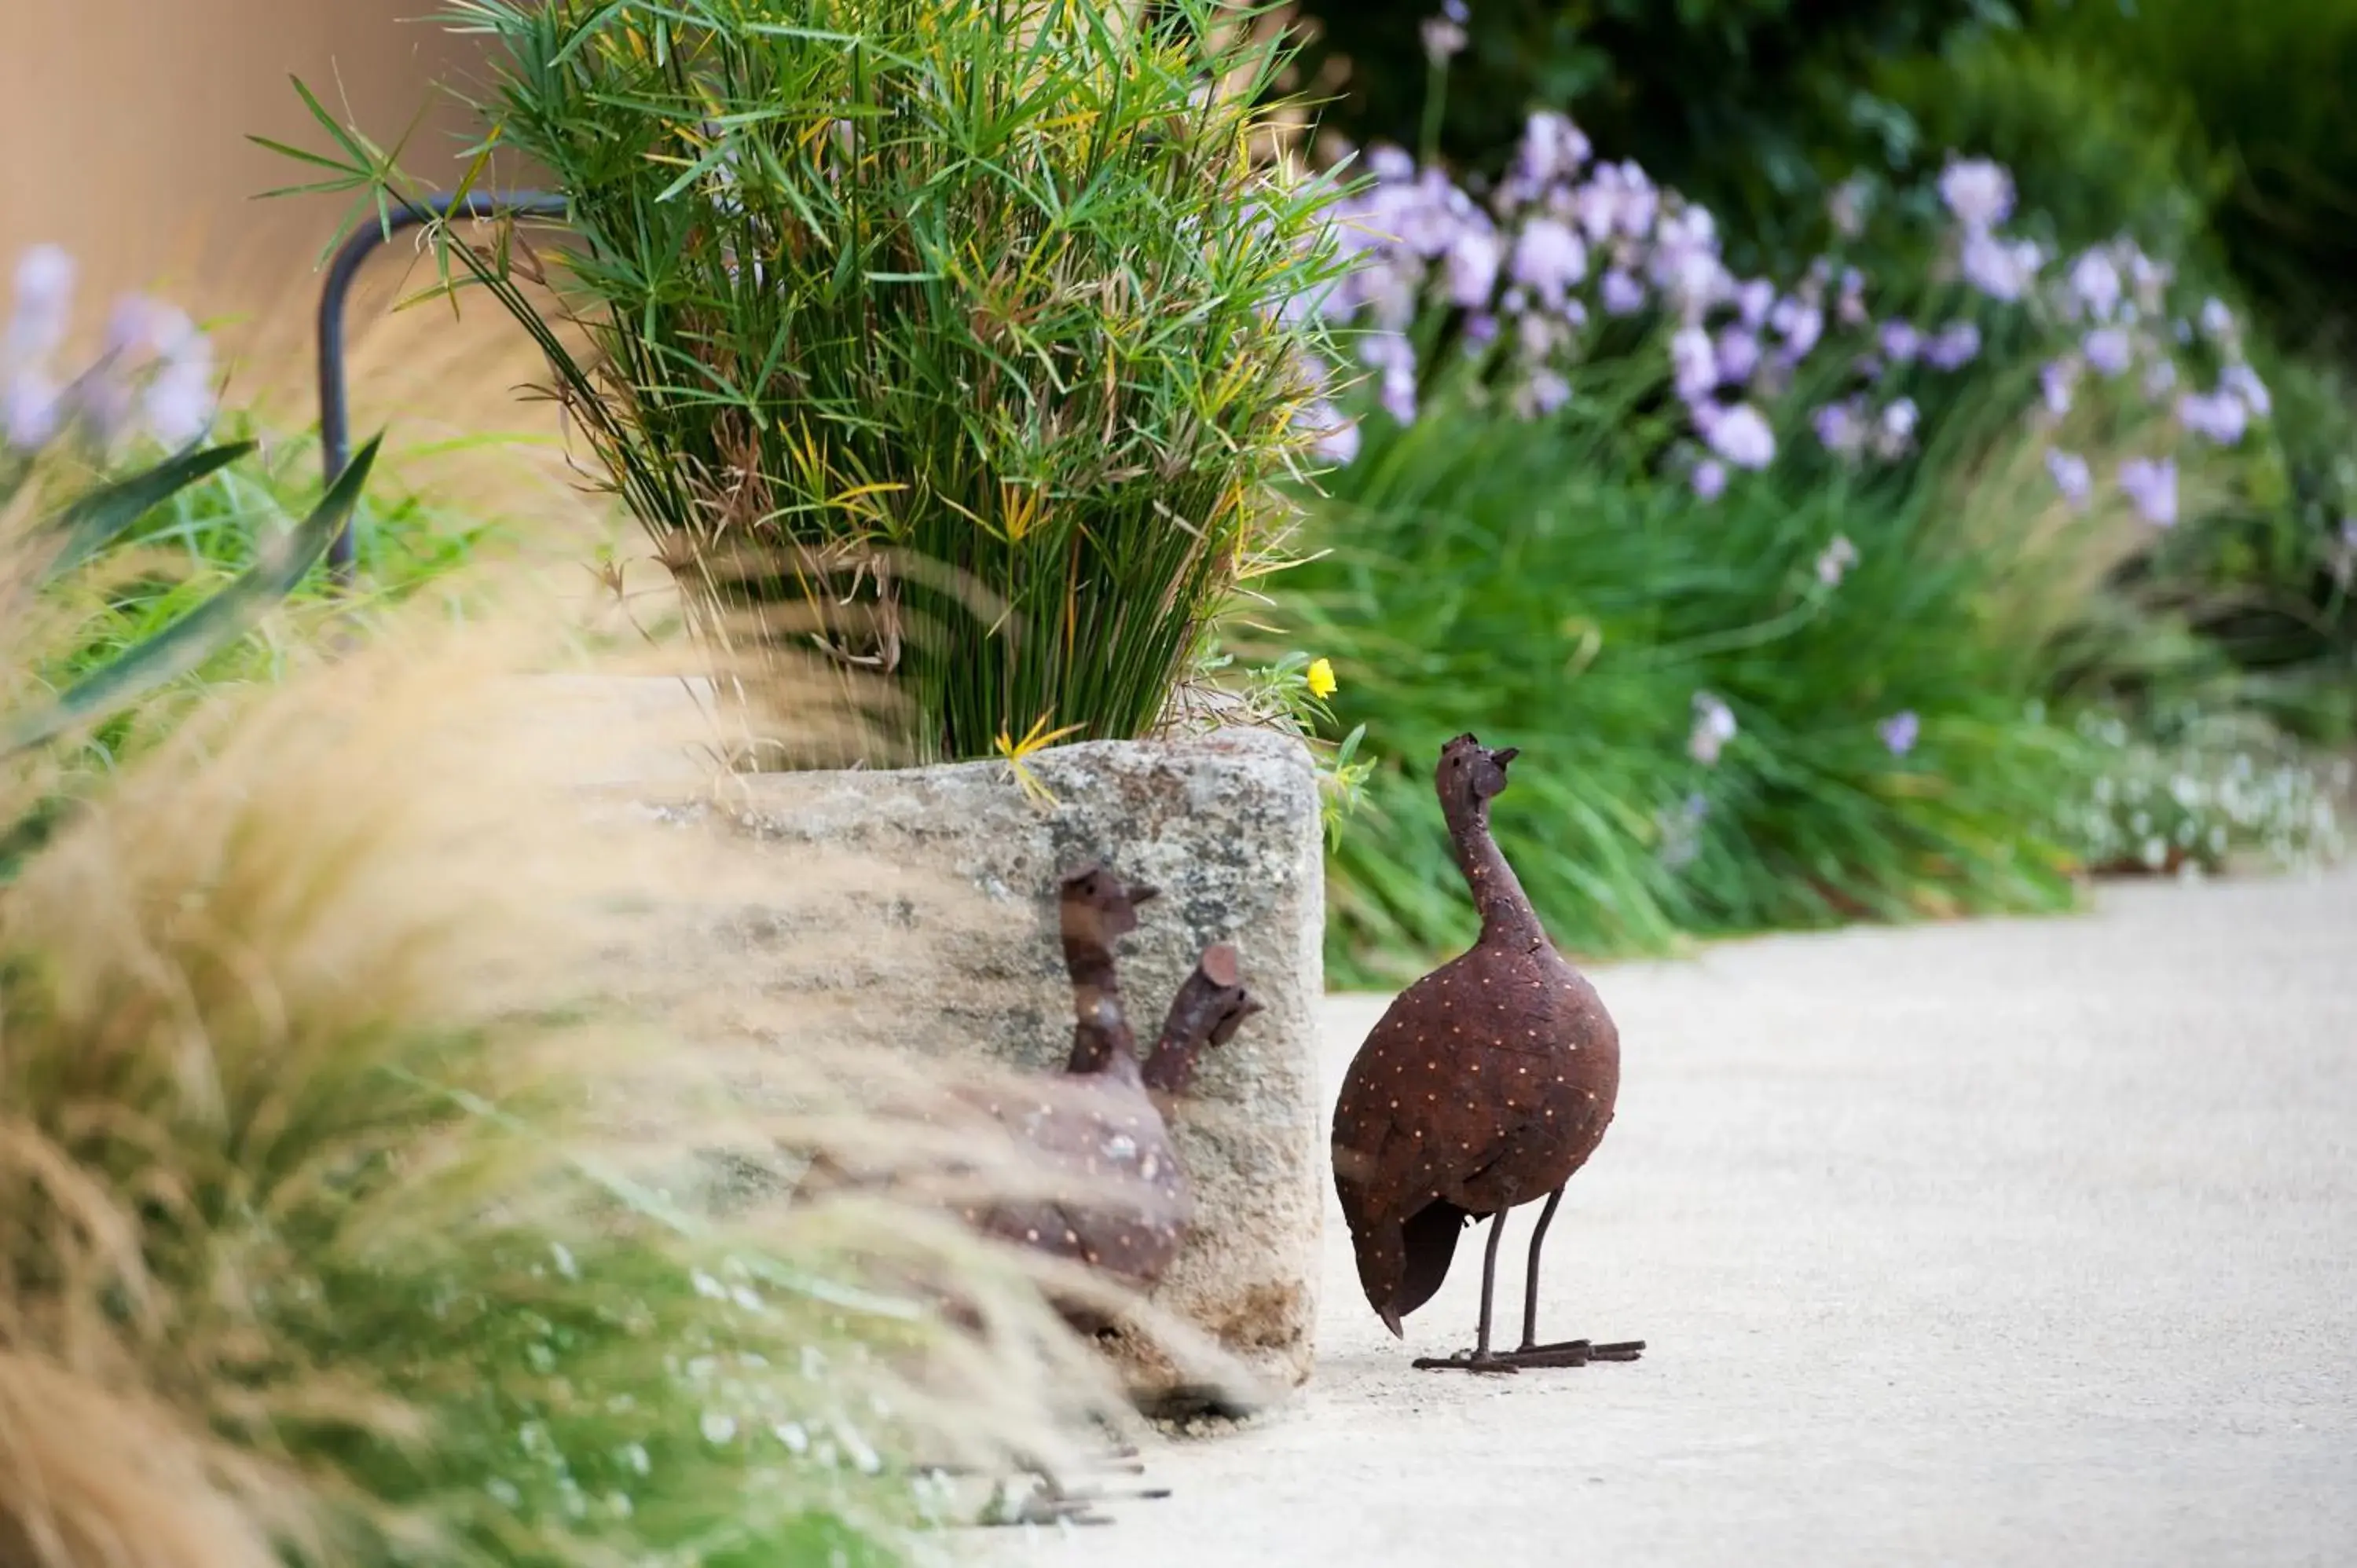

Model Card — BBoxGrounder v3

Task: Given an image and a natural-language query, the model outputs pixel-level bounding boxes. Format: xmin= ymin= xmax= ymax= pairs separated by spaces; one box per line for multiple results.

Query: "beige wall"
xmin=1 ymin=0 xmax=486 ymax=309
xmin=0 ymin=0 xmax=599 ymax=528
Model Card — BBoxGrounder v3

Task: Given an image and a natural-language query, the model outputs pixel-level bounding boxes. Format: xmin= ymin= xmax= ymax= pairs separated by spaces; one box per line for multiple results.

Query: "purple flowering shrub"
xmin=1301 ymin=114 xmax=2289 ymax=536
xmin=1272 ymin=112 xmax=2342 ymax=973
xmin=1280 ymin=384 xmax=2101 ymax=977
xmin=2 ymin=246 xmax=220 ymax=477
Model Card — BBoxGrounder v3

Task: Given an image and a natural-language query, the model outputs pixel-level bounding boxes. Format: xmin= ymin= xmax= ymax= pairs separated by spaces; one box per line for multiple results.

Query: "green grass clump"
xmin=1280 ymin=396 xmax=2102 ymax=986
xmin=34 ymin=416 xmax=494 ymax=771
xmin=284 ymin=0 xmax=1350 ymax=765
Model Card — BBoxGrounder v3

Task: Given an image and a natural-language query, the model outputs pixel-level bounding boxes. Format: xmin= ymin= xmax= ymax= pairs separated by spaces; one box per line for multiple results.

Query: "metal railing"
xmin=313 ymin=190 xmax=571 ymax=586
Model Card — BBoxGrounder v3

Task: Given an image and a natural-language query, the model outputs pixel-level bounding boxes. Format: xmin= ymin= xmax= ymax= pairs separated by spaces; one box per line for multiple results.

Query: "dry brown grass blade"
xmin=0 ymin=1349 xmax=310 ymax=1568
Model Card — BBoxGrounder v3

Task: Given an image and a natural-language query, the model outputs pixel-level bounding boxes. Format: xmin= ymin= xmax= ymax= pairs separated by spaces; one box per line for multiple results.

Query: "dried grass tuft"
xmin=0 ymin=551 xmax=1245 ymax=1563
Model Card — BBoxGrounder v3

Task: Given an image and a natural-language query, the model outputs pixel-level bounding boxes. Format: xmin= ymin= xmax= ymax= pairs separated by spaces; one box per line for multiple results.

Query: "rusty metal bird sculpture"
xmin=957 ymin=864 xmax=1259 ymax=1302
xmin=1331 ymin=735 xmax=1644 ymax=1372
xmin=834 ymin=865 xmax=1260 ymax=1526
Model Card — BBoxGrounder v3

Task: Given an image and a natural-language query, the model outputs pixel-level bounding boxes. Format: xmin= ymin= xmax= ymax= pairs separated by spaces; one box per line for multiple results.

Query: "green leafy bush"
xmin=287 ymin=0 xmax=1349 ymax=764
xmin=2025 ymin=0 xmax=2357 ymax=350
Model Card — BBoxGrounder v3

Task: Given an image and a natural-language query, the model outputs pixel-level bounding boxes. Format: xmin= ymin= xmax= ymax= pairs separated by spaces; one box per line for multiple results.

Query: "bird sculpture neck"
xmin=1062 ymin=930 xmax=1142 ymax=1082
xmin=1446 ymin=794 xmax=1546 ymax=951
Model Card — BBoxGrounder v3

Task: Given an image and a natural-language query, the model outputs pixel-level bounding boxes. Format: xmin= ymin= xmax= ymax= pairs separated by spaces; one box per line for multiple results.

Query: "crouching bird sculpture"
xmin=1331 ymin=735 xmax=1644 ymax=1372
xmin=958 ymin=863 xmax=1260 ymax=1310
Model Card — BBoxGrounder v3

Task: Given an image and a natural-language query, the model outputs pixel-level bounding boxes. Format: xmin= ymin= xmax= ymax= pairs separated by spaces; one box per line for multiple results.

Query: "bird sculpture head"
xmin=1058 ymin=863 xmax=1159 ymax=947
xmin=1435 ymin=731 xmax=1519 ymax=817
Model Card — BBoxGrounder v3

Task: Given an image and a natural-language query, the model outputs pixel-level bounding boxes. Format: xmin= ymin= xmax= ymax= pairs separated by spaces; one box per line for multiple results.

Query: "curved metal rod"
xmin=314 ymin=189 xmax=573 ymax=586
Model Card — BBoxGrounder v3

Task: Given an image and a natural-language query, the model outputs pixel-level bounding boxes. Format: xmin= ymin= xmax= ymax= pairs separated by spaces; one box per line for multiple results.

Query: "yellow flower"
xmin=1306 ymin=658 xmax=1338 ymax=700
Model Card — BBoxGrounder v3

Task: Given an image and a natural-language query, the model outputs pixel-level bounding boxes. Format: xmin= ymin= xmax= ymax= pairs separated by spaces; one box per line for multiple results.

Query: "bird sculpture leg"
xmin=1414 ymin=1191 xmax=1645 ymax=1372
xmin=1410 ymin=1209 xmax=1519 ymax=1373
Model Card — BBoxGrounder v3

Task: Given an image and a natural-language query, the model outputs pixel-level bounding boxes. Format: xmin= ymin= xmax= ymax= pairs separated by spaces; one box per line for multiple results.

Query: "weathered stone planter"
xmin=584 ymin=697 xmax=1328 ymax=1409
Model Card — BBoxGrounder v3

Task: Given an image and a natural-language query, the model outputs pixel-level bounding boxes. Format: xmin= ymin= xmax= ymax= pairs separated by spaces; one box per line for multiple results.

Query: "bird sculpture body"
xmin=1331 ymin=735 xmax=1644 ymax=1372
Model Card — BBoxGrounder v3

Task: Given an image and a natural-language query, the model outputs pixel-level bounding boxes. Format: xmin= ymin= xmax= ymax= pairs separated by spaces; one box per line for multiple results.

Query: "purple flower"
xmin=1366 ymin=145 xmax=1417 ymax=184
xmin=1362 ymin=330 xmax=1419 ymax=424
xmin=143 ymin=358 xmax=216 ymax=447
xmin=2041 ymin=359 xmax=2078 ymax=417
xmin=1836 ymin=267 xmax=1869 ymax=328
xmin=1618 ymin=170 xmax=1661 ymax=237
xmin=1771 ymin=298 xmax=1825 ymax=359
xmin=1463 ymin=312 xmax=1501 ymax=348
xmin=2044 ymin=448 xmax=2092 ymax=511
xmin=3 ymin=367 xmax=60 ymax=451
xmin=1360 ymin=328 xmax=1413 ymax=374
xmin=1877 ymin=710 xmax=1921 ymax=757
xmin=1937 ymin=156 xmax=2016 ymax=231
xmin=1518 ymin=369 xmax=1573 ymax=419
xmin=1671 ymin=326 xmax=1718 ymax=401
xmin=2083 ymin=327 xmax=2133 ymax=378
xmin=1878 ymin=321 xmax=1922 ymax=364
xmin=1827 ymin=175 xmax=1871 ymax=240
xmin=1571 ymin=180 xmax=1618 ymax=243
xmin=1420 ymin=5 xmax=1468 ymax=65
xmin=1736 ymin=279 xmax=1776 ymax=330
xmin=107 ymin=295 xmax=197 ymax=360
xmin=1508 ymin=218 xmax=1587 ymax=308
xmin=1380 ymin=365 xmax=1419 ymax=425
xmin=1509 ymin=111 xmax=1592 ymax=195
xmin=1515 ymin=310 xmax=1559 ymax=362
xmin=1600 ymin=268 xmax=1646 ymax=316
xmin=1874 ymin=397 xmax=1919 ymax=460
xmin=2068 ymin=251 xmax=2123 ymax=321
xmin=1689 ymin=691 xmax=1738 ymax=766
xmin=7 ymin=244 xmax=75 ymax=364
xmin=1815 ymin=534 xmax=1859 ymax=588
xmin=1690 ymin=457 xmax=1728 ymax=501
xmin=2221 ymin=362 xmax=2271 ymax=419
xmin=2142 ymin=358 xmax=2179 ymax=399
xmin=1715 ymin=327 xmax=1761 ymax=386
xmin=1444 ymin=226 xmax=1503 ymax=309
xmin=1924 ymin=321 xmax=1981 ymax=371
xmin=2178 ymin=388 xmax=2247 ymax=446
xmin=1357 ymin=262 xmax=1420 ymax=332
xmin=1300 ymin=401 xmax=1361 ymax=464
xmin=1813 ymin=399 xmax=1866 ymax=459
xmin=2198 ymin=296 xmax=2235 ymax=341
xmin=1697 ymin=401 xmax=1776 ymax=470
xmin=1654 ymin=242 xmax=1728 ymax=319
xmin=2118 ymin=456 xmax=2179 ymax=527
xmin=1578 ymin=160 xmax=1659 ymax=240
xmin=1960 ymin=230 xmax=2042 ymax=302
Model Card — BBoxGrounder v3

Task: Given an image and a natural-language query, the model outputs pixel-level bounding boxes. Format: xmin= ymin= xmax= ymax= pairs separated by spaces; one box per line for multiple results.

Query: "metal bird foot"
xmin=1412 ymin=1337 xmax=1647 ymax=1374
xmin=934 ymin=1442 xmax=1172 ymax=1529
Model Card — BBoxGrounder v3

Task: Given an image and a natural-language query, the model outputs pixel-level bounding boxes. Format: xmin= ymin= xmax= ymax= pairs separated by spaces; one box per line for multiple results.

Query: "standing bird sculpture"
xmin=1331 ymin=735 xmax=1644 ymax=1372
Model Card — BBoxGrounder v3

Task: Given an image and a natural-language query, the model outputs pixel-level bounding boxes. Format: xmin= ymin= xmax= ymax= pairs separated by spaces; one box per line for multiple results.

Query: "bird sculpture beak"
xmin=1491 ymin=746 xmax=1519 ymax=766
xmin=1128 ymin=883 xmax=1161 ymax=905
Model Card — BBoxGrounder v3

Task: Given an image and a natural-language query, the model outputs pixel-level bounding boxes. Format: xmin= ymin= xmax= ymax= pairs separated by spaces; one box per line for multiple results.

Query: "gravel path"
xmin=984 ymin=865 xmax=2357 ymax=1567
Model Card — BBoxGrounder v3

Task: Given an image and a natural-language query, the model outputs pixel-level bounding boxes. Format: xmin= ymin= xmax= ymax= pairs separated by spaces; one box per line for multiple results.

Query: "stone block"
xmin=625 ymin=728 xmax=1328 ymax=1407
